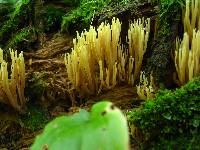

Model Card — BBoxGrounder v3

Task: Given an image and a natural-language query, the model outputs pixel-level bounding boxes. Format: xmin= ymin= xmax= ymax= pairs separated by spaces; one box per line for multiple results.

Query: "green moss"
xmin=20 ymin=105 xmax=49 ymax=131
xmin=0 ymin=0 xmax=31 ymax=38
xmin=61 ymin=0 xmax=141 ymax=33
xmin=61 ymin=0 xmax=112 ymax=33
xmin=40 ymin=6 xmax=65 ymax=33
xmin=157 ymin=0 xmax=185 ymax=37
xmin=0 ymin=0 xmax=20 ymax=4
xmin=127 ymin=76 xmax=200 ymax=149
xmin=0 ymin=0 xmax=34 ymax=50
xmin=0 ymin=3 xmax=14 ymax=26
xmin=6 ymin=27 xmax=38 ymax=50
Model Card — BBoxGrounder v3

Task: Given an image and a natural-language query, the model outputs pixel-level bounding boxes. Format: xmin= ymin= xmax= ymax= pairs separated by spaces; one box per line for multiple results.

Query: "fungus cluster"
xmin=0 ymin=48 xmax=25 ymax=111
xmin=65 ymin=17 xmax=150 ymax=96
xmin=175 ymin=0 xmax=200 ymax=85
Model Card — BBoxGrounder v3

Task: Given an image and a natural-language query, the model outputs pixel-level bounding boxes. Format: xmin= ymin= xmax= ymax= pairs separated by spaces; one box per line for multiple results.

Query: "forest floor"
xmin=0 ymin=1 xmax=159 ymax=149
xmin=0 ymin=33 xmax=139 ymax=150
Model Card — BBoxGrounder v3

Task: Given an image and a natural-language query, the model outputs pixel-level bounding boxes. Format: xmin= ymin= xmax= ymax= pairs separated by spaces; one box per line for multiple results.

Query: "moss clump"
xmin=20 ymin=105 xmax=49 ymax=131
xmin=0 ymin=0 xmax=36 ymax=51
xmin=0 ymin=1 xmax=33 ymax=41
xmin=40 ymin=6 xmax=65 ymax=33
xmin=6 ymin=27 xmax=38 ymax=50
xmin=127 ymin=76 xmax=200 ymax=149
xmin=157 ymin=0 xmax=185 ymax=38
xmin=61 ymin=0 xmax=112 ymax=33
xmin=0 ymin=3 xmax=14 ymax=27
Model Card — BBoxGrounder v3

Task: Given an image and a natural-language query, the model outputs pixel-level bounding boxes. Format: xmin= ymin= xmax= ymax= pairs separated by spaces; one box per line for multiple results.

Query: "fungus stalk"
xmin=0 ymin=48 xmax=25 ymax=112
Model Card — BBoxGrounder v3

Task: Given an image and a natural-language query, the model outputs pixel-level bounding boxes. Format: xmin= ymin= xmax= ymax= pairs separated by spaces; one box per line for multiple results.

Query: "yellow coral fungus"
xmin=127 ymin=18 xmax=150 ymax=85
xmin=175 ymin=0 xmax=200 ymax=85
xmin=136 ymin=71 xmax=155 ymax=100
xmin=176 ymin=30 xmax=200 ymax=85
xmin=183 ymin=0 xmax=200 ymax=42
xmin=0 ymin=48 xmax=25 ymax=112
xmin=65 ymin=17 xmax=150 ymax=97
